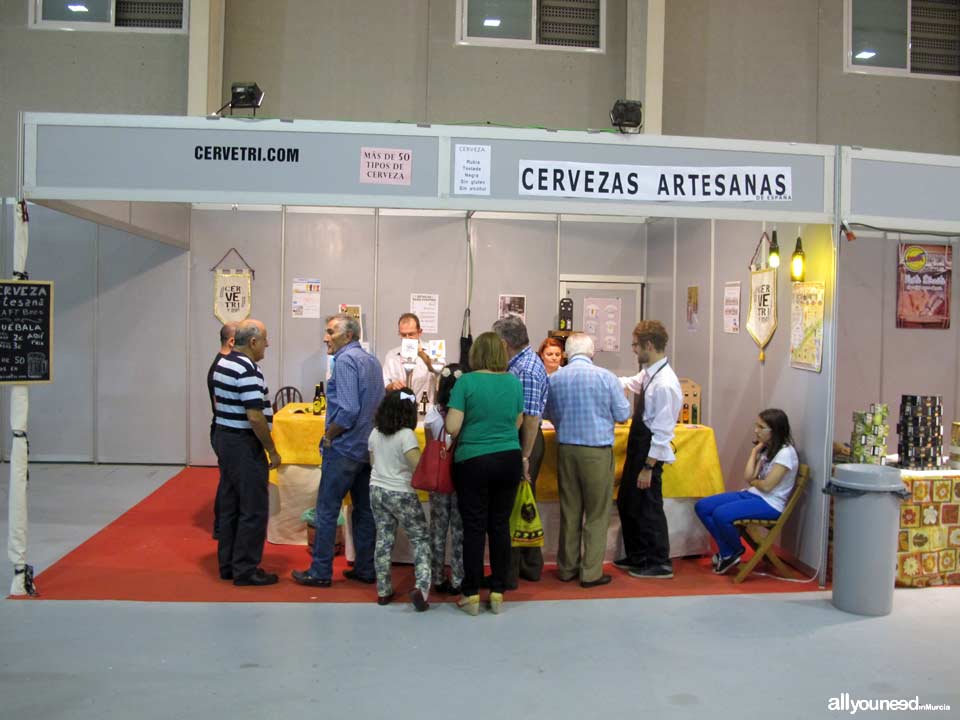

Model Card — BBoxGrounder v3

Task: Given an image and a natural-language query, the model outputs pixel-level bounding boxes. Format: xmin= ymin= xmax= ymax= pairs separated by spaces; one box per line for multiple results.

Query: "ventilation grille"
xmin=116 ymin=1 xmax=184 ymax=29
xmin=911 ymin=0 xmax=960 ymax=75
xmin=537 ymin=0 xmax=601 ymax=49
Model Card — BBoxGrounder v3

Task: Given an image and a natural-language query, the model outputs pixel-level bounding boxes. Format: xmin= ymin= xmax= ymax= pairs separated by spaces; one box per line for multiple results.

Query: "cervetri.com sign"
xmin=518 ymin=161 xmax=792 ymax=202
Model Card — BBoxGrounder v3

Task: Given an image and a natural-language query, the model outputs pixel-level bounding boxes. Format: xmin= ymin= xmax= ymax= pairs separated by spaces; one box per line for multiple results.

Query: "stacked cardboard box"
xmin=850 ymin=403 xmax=889 ymax=465
xmin=897 ymin=395 xmax=943 ymax=470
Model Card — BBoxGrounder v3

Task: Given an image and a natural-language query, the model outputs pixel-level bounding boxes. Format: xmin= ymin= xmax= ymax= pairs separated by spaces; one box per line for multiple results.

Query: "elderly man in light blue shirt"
xmin=544 ymin=333 xmax=631 ymax=588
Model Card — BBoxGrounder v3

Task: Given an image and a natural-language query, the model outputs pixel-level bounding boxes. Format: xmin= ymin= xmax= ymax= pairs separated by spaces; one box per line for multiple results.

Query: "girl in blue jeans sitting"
xmin=695 ymin=408 xmax=799 ymax=575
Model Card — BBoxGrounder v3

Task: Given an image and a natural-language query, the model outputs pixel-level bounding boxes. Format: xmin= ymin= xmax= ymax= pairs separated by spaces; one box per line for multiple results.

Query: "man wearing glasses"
xmin=382 ymin=313 xmax=438 ymax=403
xmin=616 ymin=320 xmax=682 ymax=579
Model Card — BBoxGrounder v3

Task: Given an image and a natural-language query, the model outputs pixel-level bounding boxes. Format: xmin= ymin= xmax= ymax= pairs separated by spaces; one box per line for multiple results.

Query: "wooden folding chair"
xmin=732 ymin=464 xmax=810 ymax=584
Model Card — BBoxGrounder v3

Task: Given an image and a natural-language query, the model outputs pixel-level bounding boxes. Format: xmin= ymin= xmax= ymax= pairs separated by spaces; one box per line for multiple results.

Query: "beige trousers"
xmin=556 ymin=444 xmax=615 ymax=583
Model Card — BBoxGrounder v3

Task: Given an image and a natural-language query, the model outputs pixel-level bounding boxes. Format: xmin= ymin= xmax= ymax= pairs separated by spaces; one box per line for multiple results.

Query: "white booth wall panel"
xmin=879 ymin=239 xmax=960 ymax=441
xmin=5 ymin=205 xmax=97 ymax=461
xmin=833 ymin=235 xmax=885 ymax=435
xmin=282 ymin=211 xmax=376 ymax=394
xmin=673 ymin=220 xmax=711 ymax=418
xmin=645 ymin=220 xmax=675 ymax=348
xmin=559 ymin=222 xmax=646 ymax=278
xmin=764 ymin=224 xmax=835 ymax=571
xmin=711 ymin=221 xmax=768 ymax=486
xmin=188 ymin=209 xmax=283 ymax=465
xmin=96 ymin=228 xmax=188 ymax=463
xmin=470 ymin=219 xmax=558 ymax=345
xmin=376 ymin=216 xmax=468 ymax=367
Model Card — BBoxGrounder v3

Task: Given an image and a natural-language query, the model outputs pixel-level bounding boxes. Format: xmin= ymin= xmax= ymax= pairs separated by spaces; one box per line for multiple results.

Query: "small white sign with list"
xmin=455 ymin=144 xmax=491 ymax=195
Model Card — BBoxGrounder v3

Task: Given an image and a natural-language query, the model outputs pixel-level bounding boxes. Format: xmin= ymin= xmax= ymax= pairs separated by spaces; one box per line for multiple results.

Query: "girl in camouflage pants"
xmin=423 ymin=365 xmax=465 ymax=595
xmin=368 ymin=388 xmax=432 ymax=610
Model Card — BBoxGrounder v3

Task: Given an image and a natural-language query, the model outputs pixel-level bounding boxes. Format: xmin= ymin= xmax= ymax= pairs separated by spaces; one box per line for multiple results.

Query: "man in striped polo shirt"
xmin=212 ymin=318 xmax=282 ymax=587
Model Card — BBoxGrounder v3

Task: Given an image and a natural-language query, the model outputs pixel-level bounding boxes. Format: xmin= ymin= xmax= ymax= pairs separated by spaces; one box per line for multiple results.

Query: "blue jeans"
xmin=308 ymin=447 xmax=375 ymax=580
xmin=694 ymin=490 xmax=780 ymax=559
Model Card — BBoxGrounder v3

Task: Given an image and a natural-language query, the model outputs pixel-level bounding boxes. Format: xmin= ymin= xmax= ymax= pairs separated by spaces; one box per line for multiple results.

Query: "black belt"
xmin=215 ymin=426 xmax=255 ymax=436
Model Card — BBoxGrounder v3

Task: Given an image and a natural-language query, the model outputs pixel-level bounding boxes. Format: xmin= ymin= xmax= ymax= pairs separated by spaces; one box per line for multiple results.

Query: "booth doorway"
xmin=558 ymin=277 xmax=644 ymax=377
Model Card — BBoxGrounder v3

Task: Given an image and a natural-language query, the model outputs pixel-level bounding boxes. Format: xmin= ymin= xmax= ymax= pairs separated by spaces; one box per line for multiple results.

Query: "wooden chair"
xmin=272 ymin=386 xmax=303 ymax=413
xmin=731 ymin=463 xmax=810 ymax=584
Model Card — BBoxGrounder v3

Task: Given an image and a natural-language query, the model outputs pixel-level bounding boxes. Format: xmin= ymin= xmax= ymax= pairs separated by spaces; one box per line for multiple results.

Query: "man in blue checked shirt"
xmin=544 ymin=333 xmax=632 ymax=588
xmin=493 ymin=315 xmax=549 ymax=587
xmin=293 ymin=313 xmax=385 ymax=588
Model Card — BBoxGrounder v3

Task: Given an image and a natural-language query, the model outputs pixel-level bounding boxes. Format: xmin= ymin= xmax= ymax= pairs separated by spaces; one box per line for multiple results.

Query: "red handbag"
xmin=412 ymin=433 xmax=455 ymax=494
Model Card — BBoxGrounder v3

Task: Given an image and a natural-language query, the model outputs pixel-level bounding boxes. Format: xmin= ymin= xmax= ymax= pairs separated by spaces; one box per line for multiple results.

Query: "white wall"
xmin=1 ymin=203 xmax=188 ymax=463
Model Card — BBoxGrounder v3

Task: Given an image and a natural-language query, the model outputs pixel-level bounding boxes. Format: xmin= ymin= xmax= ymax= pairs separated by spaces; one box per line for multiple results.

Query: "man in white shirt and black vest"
xmin=616 ymin=320 xmax=682 ymax=579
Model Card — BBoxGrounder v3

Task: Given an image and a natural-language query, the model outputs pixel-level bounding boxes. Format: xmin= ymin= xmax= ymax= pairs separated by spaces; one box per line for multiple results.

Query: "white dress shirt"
xmin=620 ymin=357 xmax=682 ymax=463
xmin=382 ymin=346 xmax=435 ymax=402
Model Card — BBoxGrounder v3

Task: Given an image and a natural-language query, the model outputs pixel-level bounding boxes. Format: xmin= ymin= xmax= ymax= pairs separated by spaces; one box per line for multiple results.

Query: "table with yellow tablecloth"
xmin=267 ymin=403 xmax=725 ymax=557
xmin=896 ymin=469 xmax=960 ymax=587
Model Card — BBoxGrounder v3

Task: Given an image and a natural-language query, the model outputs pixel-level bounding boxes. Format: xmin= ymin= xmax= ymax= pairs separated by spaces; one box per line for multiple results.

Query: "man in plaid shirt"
xmin=493 ymin=315 xmax=549 ymax=588
xmin=544 ymin=333 xmax=631 ymax=587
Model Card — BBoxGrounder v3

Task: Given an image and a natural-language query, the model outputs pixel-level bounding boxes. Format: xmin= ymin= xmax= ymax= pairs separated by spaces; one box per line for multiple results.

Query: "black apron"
xmin=621 ymin=361 xmax=669 ymax=486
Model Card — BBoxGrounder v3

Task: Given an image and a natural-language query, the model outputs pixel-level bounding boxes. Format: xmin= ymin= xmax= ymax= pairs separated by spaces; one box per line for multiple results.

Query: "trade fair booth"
xmin=8 ymin=112 xmax=839 ymax=586
xmin=837 ymin=147 xmax=960 ymax=588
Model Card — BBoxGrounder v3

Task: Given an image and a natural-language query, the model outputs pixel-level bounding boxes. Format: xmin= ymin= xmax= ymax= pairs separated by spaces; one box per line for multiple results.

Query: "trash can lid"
xmin=832 ymin=463 xmax=906 ymax=492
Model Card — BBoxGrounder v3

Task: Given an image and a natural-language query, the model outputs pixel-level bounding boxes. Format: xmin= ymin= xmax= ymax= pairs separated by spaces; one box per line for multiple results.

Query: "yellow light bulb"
xmin=791 ymin=254 xmax=804 ymax=280
xmin=768 ymin=251 xmax=780 ymax=268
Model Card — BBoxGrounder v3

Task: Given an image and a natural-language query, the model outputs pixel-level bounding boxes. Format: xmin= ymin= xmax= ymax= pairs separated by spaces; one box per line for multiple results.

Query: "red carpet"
xmin=21 ymin=468 xmax=821 ymax=603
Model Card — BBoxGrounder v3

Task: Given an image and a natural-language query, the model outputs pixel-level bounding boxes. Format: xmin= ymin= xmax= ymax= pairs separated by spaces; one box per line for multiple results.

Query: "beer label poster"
xmin=897 ymin=244 xmax=951 ymax=329
xmin=0 ymin=280 xmax=53 ymax=384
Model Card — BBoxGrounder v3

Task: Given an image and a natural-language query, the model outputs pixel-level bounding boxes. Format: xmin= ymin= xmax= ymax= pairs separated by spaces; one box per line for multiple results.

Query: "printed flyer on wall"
xmin=790 ymin=281 xmax=825 ymax=372
xmin=897 ymin=244 xmax=951 ymax=329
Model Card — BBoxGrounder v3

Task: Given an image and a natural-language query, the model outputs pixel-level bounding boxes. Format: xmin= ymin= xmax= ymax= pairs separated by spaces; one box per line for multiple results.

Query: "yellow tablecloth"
xmin=270 ymin=403 xmax=724 ymax=499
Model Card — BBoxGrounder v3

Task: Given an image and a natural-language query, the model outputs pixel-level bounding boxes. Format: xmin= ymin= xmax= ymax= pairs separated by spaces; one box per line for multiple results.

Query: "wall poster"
xmin=686 ymin=286 xmax=699 ymax=331
xmin=897 ymin=244 xmax=951 ymax=329
xmin=583 ymin=297 xmax=622 ymax=352
xmin=790 ymin=281 xmax=825 ymax=372
xmin=214 ymin=270 xmax=252 ymax=324
xmin=498 ymin=294 xmax=526 ymax=323
xmin=723 ymin=282 xmax=741 ymax=334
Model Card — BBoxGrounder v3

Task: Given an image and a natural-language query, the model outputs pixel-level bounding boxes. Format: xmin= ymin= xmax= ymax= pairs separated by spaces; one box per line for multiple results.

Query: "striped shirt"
xmin=212 ymin=350 xmax=272 ymax=431
xmin=507 ymin=345 xmax=549 ymax=418
xmin=544 ymin=356 xmax=632 ymax=446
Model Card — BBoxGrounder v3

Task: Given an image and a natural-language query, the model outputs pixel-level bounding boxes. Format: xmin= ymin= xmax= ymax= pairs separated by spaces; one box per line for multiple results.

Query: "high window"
xmin=456 ymin=0 xmax=606 ymax=53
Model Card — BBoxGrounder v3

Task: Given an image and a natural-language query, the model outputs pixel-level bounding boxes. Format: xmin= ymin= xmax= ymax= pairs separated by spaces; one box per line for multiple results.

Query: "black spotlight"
xmin=609 ymin=99 xmax=643 ymax=133
xmin=214 ymin=82 xmax=265 ymax=116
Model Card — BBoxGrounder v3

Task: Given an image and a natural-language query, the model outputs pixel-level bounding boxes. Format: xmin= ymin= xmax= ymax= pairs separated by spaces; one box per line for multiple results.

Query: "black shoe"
xmin=714 ymin=553 xmax=743 ymax=575
xmin=219 ymin=570 xmax=233 ymax=581
xmin=343 ymin=568 xmax=376 ymax=584
xmin=580 ymin=574 xmax=613 ymax=588
xmin=613 ymin=557 xmax=642 ymax=571
xmin=711 ymin=552 xmax=721 ymax=570
xmin=518 ymin=571 xmax=542 ymax=582
xmin=377 ymin=592 xmax=395 ymax=606
xmin=411 ymin=589 xmax=430 ymax=612
xmin=434 ymin=579 xmax=462 ymax=595
xmin=556 ymin=572 xmax=578 ymax=583
xmin=291 ymin=569 xmax=332 ymax=587
xmin=628 ymin=564 xmax=674 ymax=580
xmin=233 ymin=568 xmax=278 ymax=586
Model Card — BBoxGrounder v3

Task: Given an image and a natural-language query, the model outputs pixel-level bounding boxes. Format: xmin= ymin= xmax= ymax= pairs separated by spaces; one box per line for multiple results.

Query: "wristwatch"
xmin=645 ymin=460 xmax=657 ymax=470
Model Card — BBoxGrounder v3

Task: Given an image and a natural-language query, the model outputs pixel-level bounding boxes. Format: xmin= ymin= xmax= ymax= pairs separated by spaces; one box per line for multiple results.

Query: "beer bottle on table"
xmin=313 ymin=383 xmax=326 ymax=415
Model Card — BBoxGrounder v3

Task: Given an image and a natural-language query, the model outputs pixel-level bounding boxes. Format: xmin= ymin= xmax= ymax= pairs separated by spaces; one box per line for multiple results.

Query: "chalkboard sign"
xmin=0 ymin=280 xmax=53 ymax=385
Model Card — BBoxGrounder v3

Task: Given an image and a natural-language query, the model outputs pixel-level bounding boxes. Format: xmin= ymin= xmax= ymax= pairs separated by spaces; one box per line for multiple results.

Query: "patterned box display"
xmin=849 ymin=402 xmax=889 ymax=465
xmin=897 ymin=395 xmax=943 ymax=470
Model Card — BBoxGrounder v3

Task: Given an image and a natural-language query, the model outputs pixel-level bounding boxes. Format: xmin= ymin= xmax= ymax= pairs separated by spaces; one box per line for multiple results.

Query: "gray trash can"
xmin=824 ymin=464 xmax=910 ymax=616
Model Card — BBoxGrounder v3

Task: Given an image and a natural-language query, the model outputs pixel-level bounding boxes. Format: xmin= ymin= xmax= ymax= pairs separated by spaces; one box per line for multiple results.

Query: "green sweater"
xmin=447 ymin=371 xmax=523 ymax=463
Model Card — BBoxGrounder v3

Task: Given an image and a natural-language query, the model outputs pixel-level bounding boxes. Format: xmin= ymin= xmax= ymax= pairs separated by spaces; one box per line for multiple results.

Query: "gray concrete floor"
xmin=1 ymin=464 xmax=957 ymax=720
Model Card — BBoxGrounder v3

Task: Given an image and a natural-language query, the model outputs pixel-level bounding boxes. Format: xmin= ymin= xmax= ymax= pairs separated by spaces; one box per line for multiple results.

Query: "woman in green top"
xmin=445 ymin=332 xmax=523 ymax=615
